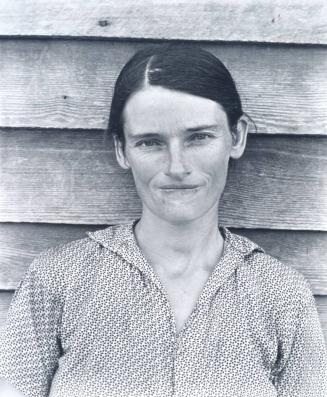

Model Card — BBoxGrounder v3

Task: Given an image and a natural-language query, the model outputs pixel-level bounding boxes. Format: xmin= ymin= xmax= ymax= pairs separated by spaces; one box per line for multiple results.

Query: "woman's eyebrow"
xmin=186 ymin=124 xmax=218 ymax=132
xmin=129 ymin=132 xmax=162 ymax=140
xmin=129 ymin=125 xmax=219 ymax=140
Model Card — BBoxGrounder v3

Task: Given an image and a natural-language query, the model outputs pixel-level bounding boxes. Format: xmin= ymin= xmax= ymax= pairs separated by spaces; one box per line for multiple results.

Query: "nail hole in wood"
xmin=98 ymin=20 xmax=110 ymax=27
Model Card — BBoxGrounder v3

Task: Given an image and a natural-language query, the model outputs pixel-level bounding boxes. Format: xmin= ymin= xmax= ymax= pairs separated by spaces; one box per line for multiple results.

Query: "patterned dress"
xmin=0 ymin=219 xmax=326 ymax=397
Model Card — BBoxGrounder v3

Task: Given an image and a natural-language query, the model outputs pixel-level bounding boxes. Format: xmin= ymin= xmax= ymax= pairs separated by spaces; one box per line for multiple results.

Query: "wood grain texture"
xmin=0 ymin=292 xmax=13 ymax=331
xmin=316 ymin=296 xmax=327 ymax=344
xmin=1 ymin=293 xmax=326 ymax=345
xmin=0 ymin=1 xmax=326 ymax=44
xmin=0 ymin=224 xmax=326 ymax=294
xmin=1 ymin=129 xmax=326 ymax=229
xmin=0 ymin=40 xmax=327 ymax=134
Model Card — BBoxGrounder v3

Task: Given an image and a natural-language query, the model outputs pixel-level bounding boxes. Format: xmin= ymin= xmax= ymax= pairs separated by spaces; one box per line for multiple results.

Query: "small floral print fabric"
xmin=0 ymin=219 xmax=326 ymax=397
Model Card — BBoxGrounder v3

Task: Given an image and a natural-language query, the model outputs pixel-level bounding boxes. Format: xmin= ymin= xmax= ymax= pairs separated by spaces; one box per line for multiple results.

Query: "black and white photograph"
xmin=0 ymin=1 xmax=326 ymax=396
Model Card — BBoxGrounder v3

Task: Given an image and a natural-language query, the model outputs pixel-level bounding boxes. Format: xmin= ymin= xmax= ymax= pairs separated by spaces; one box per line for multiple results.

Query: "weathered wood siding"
xmin=0 ymin=41 xmax=327 ymax=133
xmin=0 ymin=1 xmax=326 ymax=346
xmin=1 ymin=130 xmax=327 ymax=229
xmin=0 ymin=0 xmax=327 ymax=44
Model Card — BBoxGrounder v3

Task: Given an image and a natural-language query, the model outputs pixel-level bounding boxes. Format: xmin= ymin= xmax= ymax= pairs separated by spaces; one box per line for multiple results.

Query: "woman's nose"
xmin=164 ymin=145 xmax=191 ymax=178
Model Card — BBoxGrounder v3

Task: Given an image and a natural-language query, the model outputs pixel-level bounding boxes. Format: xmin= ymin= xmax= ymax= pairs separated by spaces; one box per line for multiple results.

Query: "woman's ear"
xmin=113 ymin=135 xmax=130 ymax=169
xmin=230 ymin=115 xmax=250 ymax=159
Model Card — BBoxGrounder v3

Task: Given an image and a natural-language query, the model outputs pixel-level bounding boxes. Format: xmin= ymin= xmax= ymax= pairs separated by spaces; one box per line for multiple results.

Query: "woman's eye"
xmin=190 ymin=133 xmax=212 ymax=141
xmin=135 ymin=140 xmax=161 ymax=147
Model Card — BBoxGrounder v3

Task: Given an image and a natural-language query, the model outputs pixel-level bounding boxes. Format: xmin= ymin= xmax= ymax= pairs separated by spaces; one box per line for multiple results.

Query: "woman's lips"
xmin=159 ymin=185 xmax=200 ymax=189
xmin=159 ymin=185 xmax=202 ymax=195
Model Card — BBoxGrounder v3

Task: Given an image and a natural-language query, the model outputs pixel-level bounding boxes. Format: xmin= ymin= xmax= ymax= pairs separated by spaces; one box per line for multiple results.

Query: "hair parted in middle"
xmin=108 ymin=43 xmax=243 ymax=145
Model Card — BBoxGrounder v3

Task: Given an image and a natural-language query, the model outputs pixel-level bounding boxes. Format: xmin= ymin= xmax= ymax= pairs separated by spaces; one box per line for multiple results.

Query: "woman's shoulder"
xmin=31 ymin=234 xmax=97 ymax=273
xmin=31 ymin=223 xmax=125 ymax=267
xmin=226 ymin=229 xmax=315 ymax=311
xmin=25 ymin=224 xmax=122 ymax=292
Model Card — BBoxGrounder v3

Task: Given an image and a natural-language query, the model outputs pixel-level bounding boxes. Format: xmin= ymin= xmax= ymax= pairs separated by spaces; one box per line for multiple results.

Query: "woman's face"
xmin=115 ymin=86 xmax=247 ymax=225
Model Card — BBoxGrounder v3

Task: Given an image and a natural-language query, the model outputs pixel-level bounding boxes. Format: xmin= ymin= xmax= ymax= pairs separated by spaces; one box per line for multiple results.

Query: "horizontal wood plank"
xmin=0 ymin=40 xmax=327 ymax=134
xmin=1 ymin=293 xmax=326 ymax=345
xmin=316 ymin=296 xmax=327 ymax=345
xmin=0 ymin=292 xmax=13 ymax=330
xmin=1 ymin=130 xmax=326 ymax=230
xmin=0 ymin=1 xmax=326 ymax=44
xmin=0 ymin=224 xmax=326 ymax=294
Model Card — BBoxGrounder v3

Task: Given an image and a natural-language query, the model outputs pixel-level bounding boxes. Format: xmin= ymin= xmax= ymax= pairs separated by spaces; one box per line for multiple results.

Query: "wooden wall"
xmin=0 ymin=1 xmax=326 ymax=346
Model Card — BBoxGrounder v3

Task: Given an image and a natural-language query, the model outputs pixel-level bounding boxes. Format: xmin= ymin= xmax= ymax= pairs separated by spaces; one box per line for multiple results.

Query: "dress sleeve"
xmin=273 ymin=279 xmax=327 ymax=396
xmin=0 ymin=254 xmax=63 ymax=397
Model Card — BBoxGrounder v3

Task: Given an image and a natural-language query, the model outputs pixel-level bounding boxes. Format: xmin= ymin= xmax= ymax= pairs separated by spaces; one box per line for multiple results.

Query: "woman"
xmin=0 ymin=44 xmax=326 ymax=397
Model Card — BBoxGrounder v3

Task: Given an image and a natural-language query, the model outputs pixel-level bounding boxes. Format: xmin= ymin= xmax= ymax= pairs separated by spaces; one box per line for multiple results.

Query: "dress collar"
xmin=87 ymin=219 xmax=263 ymax=259
xmin=87 ymin=219 xmax=264 ymax=290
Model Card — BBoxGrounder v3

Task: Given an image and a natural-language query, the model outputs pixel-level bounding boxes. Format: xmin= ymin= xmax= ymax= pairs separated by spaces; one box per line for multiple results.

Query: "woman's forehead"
xmin=123 ymin=86 xmax=228 ymax=135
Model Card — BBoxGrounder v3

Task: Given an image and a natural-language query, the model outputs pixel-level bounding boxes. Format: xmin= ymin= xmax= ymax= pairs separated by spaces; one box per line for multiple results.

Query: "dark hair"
xmin=108 ymin=44 xmax=243 ymax=144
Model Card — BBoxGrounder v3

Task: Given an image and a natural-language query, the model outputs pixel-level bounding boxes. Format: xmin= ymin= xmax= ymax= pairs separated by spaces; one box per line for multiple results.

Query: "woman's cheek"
xmin=129 ymin=155 xmax=161 ymax=184
xmin=200 ymin=148 xmax=230 ymax=175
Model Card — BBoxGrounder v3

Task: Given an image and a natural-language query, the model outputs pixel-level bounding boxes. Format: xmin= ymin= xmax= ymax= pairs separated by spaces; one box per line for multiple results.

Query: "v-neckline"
xmin=128 ymin=223 xmax=241 ymax=337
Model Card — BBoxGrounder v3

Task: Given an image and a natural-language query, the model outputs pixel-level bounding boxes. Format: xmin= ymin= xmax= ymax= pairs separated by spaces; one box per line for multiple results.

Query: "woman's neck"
xmin=134 ymin=209 xmax=224 ymax=277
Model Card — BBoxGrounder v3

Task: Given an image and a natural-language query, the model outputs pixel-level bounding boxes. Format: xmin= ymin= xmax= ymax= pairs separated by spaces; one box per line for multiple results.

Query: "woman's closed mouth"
xmin=159 ymin=184 xmax=200 ymax=190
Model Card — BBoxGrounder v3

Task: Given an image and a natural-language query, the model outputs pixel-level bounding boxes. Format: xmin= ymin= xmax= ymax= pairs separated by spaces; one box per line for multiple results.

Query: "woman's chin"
xmin=142 ymin=192 xmax=220 ymax=224
xmin=154 ymin=205 xmax=210 ymax=225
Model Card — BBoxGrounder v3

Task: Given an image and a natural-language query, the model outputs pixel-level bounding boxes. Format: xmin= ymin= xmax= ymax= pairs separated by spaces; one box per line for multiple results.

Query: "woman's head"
xmin=110 ymin=44 xmax=249 ymax=224
xmin=108 ymin=44 xmax=244 ymax=146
